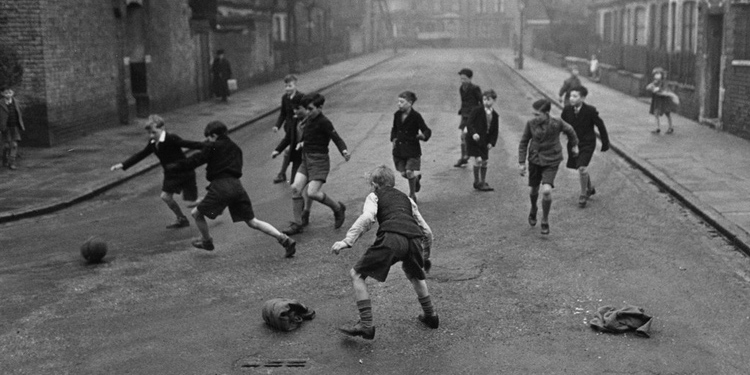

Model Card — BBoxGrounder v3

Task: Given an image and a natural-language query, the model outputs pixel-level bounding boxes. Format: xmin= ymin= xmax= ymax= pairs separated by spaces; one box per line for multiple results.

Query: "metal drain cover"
xmin=236 ymin=357 xmax=309 ymax=370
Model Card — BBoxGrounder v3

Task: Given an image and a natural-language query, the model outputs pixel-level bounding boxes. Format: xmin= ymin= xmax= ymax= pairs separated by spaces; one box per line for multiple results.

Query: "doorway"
xmin=704 ymin=14 xmax=723 ymax=119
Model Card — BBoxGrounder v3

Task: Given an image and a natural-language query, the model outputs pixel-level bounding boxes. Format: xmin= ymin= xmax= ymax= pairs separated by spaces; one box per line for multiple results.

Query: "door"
xmin=705 ymin=14 xmax=723 ymax=118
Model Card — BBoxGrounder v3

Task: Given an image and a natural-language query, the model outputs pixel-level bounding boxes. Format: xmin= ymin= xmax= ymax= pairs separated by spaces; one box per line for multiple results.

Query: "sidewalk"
xmin=493 ymin=49 xmax=750 ymax=255
xmin=0 ymin=50 xmax=396 ymax=223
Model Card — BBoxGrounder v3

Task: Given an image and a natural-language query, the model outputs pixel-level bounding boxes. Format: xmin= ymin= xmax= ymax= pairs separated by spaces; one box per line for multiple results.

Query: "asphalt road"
xmin=2 ymin=49 xmax=750 ymax=375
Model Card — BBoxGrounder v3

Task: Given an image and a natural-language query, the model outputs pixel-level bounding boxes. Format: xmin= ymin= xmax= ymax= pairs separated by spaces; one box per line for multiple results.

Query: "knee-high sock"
xmin=319 ymin=193 xmax=340 ymax=212
xmin=408 ymin=177 xmax=417 ymax=196
xmin=530 ymin=193 xmax=539 ymax=211
xmin=418 ymin=295 xmax=435 ymax=317
xmin=292 ymin=196 xmax=304 ymax=224
xmin=480 ymin=165 xmax=488 ymax=183
xmin=579 ymin=170 xmax=590 ymax=195
xmin=542 ymin=197 xmax=552 ymax=222
xmin=473 ymin=166 xmax=480 ymax=185
xmin=357 ymin=299 xmax=373 ymax=328
xmin=279 ymin=152 xmax=291 ymax=175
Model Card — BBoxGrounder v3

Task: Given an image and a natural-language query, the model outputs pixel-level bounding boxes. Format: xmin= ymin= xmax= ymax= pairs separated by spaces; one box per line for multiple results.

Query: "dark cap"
xmin=532 ymin=98 xmax=551 ymax=113
xmin=458 ymin=68 xmax=473 ymax=78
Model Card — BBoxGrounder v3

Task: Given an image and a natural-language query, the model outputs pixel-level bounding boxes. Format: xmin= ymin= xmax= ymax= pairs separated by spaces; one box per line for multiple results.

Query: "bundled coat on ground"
xmin=262 ymin=298 xmax=316 ymax=331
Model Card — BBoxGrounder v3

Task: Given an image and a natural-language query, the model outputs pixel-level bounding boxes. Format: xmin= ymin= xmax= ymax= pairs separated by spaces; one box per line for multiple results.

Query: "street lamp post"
xmin=517 ymin=0 xmax=525 ymax=69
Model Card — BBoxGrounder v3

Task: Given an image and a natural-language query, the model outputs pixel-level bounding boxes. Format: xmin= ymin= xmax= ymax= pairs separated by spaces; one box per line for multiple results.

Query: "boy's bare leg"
xmin=404 ymin=170 xmax=417 ymax=201
xmin=283 ymin=172 xmax=308 ymax=235
xmin=308 ymin=180 xmax=346 ymax=228
xmin=248 ymin=218 xmax=297 ymax=258
xmin=162 ymin=192 xmax=189 ymax=228
xmin=540 ymin=184 xmax=552 ymax=234
xmin=190 ymin=208 xmax=214 ymax=250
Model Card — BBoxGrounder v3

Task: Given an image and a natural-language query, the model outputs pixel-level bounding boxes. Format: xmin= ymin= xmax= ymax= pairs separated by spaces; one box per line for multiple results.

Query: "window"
xmin=682 ymin=1 xmax=696 ymax=52
xmin=272 ymin=13 xmax=287 ymax=42
xmin=603 ymin=11 xmax=613 ymax=43
xmin=735 ymin=5 xmax=750 ymax=59
xmin=659 ymin=3 xmax=668 ymax=50
xmin=635 ymin=7 xmax=646 ymax=46
xmin=670 ymin=2 xmax=676 ymax=51
xmin=648 ymin=4 xmax=656 ymax=47
xmin=621 ymin=10 xmax=628 ymax=44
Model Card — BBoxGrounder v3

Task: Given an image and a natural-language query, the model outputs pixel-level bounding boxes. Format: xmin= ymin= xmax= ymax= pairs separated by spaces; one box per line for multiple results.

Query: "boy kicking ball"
xmin=331 ymin=165 xmax=437 ymax=340
xmin=111 ymin=114 xmax=204 ymax=229
xmin=167 ymin=121 xmax=296 ymax=257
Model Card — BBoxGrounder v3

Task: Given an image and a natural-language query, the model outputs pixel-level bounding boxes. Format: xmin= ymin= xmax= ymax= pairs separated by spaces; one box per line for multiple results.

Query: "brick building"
xmin=587 ymin=0 xmax=750 ymax=140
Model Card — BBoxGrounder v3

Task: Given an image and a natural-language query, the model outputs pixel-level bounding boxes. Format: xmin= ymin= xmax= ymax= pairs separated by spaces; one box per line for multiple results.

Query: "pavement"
xmin=0 ymin=49 xmax=395 ymax=223
xmin=4 ymin=47 xmax=750 ymax=258
xmin=490 ymin=49 xmax=750 ymax=256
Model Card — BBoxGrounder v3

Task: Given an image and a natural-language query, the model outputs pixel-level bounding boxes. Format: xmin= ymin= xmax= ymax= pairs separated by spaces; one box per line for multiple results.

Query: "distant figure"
xmin=465 ymin=89 xmax=499 ymax=191
xmin=0 ymin=86 xmax=25 ymax=170
xmin=454 ymin=68 xmax=483 ymax=168
xmin=646 ymin=67 xmax=678 ymax=134
xmin=589 ymin=54 xmax=600 ymax=82
xmin=558 ymin=66 xmax=581 ymax=106
xmin=211 ymin=49 xmax=232 ymax=102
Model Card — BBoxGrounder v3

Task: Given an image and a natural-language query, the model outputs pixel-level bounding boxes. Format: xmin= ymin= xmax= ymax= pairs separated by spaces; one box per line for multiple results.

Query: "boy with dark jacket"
xmin=454 ymin=68 xmax=483 ymax=168
xmin=167 ymin=121 xmax=296 ymax=257
xmin=0 ymin=86 xmax=25 ymax=170
xmin=282 ymin=93 xmax=351 ymax=236
xmin=332 ymin=165 xmax=437 ymax=340
xmin=111 ymin=114 xmax=204 ymax=229
xmin=272 ymin=74 xmax=304 ymax=184
xmin=391 ymin=91 xmax=431 ymax=202
xmin=466 ymin=90 xmax=500 ymax=191
xmin=561 ymin=85 xmax=610 ymax=208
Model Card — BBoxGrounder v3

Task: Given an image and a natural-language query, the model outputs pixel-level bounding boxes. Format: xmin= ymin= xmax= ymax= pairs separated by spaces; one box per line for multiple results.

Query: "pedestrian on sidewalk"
xmin=519 ymin=99 xmax=579 ymax=235
xmin=466 ymin=89 xmax=500 ymax=192
xmin=558 ymin=66 xmax=581 ymax=107
xmin=391 ymin=90 xmax=431 ymax=202
xmin=272 ymin=75 xmax=305 ymax=184
xmin=281 ymin=93 xmax=351 ymax=236
xmin=166 ymin=121 xmax=297 ymax=256
xmin=331 ymin=165 xmax=437 ymax=340
xmin=454 ymin=68 xmax=483 ymax=168
xmin=211 ymin=49 xmax=232 ymax=103
xmin=589 ymin=54 xmax=600 ymax=82
xmin=111 ymin=115 xmax=205 ymax=229
xmin=561 ymin=86 xmax=610 ymax=208
xmin=646 ymin=67 xmax=678 ymax=134
xmin=0 ymin=86 xmax=25 ymax=170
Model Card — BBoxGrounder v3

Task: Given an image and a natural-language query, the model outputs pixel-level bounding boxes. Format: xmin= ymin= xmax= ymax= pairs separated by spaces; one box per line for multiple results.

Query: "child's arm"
xmin=390 ymin=113 xmax=398 ymax=143
xmin=591 ymin=107 xmax=610 ymax=152
xmin=324 ymin=120 xmax=350 ymax=160
xmin=410 ymin=198 xmax=432 ymax=249
xmin=273 ymin=95 xmax=287 ymax=132
xmin=331 ymin=193 xmax=378 ymax=254
xmin=417 ymin=112 xmax=432 ymax=141
xmin=488 ymin=114 xmax=499 ymax=148
xmin=113 ymin=143 xmax=153 ymax=171
xmin=466 ymin=107 xmax=480 ymax=139
xmin=272 ymin=131 xmax=292 ymax=158
xmin=167 ymin=147 xmax=210 ymax=173
xmin=171 ymin=134 xmax=206 ymax=150
xmin=561 ymin=119 xmax=579 ymax=154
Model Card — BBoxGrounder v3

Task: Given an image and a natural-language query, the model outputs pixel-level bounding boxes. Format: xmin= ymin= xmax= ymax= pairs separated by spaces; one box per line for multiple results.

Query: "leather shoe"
xmin=578 ymin=195 xmax=587 ymax=208
xmin=334 ymin=202 xmax=346 ymax=229
xmin=192 ymin=238 xmax=215 ymax=251
xmin=541 ymin=222 xmax=550 ymax=235
xmin=280 ymin=236 xmax=296 ymax=258
xmin=273 ymin=173 xmax=286 ymax=184
xmin=453 ymin=158 xmax=467 ymax=168
xmin=282 ymin=222 xmax=304 ymax=236
xmin=166 ymin=216 xmax=190 ymax=229
xmin=339 ymin=322 xmax=375 ymax=340
xmin=478 ymin=182 xmax=494 ymax=191
xmin=528 ymin=210 xmax=537 ymax=227
xmin=587 ymin=187 xmax=596 ymax=197
xmin=418 ymin=314 xmax=439 ymax=329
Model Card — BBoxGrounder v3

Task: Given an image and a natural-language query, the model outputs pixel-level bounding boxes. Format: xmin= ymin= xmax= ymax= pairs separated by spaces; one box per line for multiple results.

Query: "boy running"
xmin=466 ymin=89 xmax=500 ymax=191
xmin=166 ymin=121 xmax=296 ymax=257
xmin=391 ymin=91 xmax=431 ymax=202
xmin=111 ymin=114 xmax=204 ymax=229
xmin=454 ymin=68 xmax=483 ymax=168
xmin=272 ymin=74 xmax=304 ymax=184
xmin=282 ymin=93 xmax=351 ymax=236
xmin=518 ymin=99 xmax=578 ymax=235
xmin=331 ymin=165 xmax=437 ymax=340
xmin=561 ymin=85 xmax=610 ymax=207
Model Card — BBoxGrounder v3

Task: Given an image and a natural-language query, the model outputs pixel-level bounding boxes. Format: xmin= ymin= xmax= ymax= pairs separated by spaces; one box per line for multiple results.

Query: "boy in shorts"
xmin=272 ymin=74 xmax=304 ymax=183
xmin=518 ymin=99 xmax=578 ymax=235
xmin=391 ymin=91 xmax=431 ymax=202
xmin=561 ymin=85 xmax=610 ymax=207
xmin=466 ymin=89 xmax=499 ymax=191
xmin=282 ymin=93 xmax=351 ymax=236
xmin=111 ymin=114 xmax=204 ymax=229
xmin=331 ymin=165 xmax=437 ymax=340
xmin=167 ymin=121 xmax=296 ymax=256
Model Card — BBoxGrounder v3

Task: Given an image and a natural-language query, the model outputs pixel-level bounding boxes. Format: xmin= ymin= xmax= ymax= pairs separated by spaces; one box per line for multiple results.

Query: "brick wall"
xmin=0 ymin=0 xmax=50 ymax=146
xmin=40 ymin=0 xmax=120 ymax=144
xmin=721 ymin=5 xmax=750 ymax=140
xmin=212 ymin=20 xmax=274 ymax=91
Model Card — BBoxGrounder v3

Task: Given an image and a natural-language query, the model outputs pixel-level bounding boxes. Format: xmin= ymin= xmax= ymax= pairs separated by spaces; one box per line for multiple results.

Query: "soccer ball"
xmin=81 ymin=238 xmax=108 ymax=263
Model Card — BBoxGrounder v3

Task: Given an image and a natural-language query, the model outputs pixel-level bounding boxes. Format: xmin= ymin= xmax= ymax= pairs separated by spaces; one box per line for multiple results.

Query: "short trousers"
xmin=528 ymin=162 xmax=559 ymax=188
xmin=162 ymin=172 xmax=198 ymax=201
xmin=298 ymin=152 xmax=330 ymax=182
xmin=393 ymin=156 xmax=421 ymax=172
xmin=574 ymin=145 xmax=595 ymax=168
xmin=197 ymin=177 xmax=255 ymax=222
xmin=1 ymin=127 xmax=22 ymax=143
xmin=354 ymin=231 xmax=426 ymax=283
xmin=466 ymin=139 xmax=489 ymax=159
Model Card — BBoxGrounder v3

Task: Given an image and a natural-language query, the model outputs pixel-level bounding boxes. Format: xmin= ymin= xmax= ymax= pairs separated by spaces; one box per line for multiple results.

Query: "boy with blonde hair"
xmin=331 ymin=165 xmax=437 ymax=340
xmin=111 ymin=114 xmax=204 ymax=229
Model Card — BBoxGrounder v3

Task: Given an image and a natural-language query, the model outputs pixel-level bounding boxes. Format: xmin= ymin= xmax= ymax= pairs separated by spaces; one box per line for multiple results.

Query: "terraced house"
xmin=589 ymin=0 xmax=750 ymax=140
